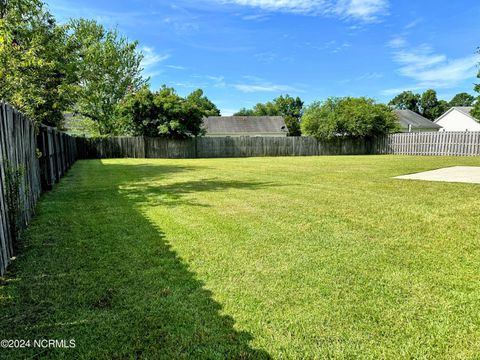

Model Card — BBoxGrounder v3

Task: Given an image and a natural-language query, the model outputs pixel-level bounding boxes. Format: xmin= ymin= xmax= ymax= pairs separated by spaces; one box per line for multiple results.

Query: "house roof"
xmin=63 ymin=113 xmax=85 ymax=131
xmin=203 ymin=116 xmax=288 ymax=135
xmin=455 ymin=106 xmax=474 ymax=117
xmin=434 ymin=106 xmax=476 ymax=124
xmin=394 ymin=109 xmax=442 ymax=130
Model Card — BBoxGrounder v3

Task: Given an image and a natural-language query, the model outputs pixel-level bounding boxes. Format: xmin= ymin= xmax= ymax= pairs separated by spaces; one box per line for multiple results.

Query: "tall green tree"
xmin=389 ymin=89 xmax=450 ymax=120
xmin=234 ymin=108 xmax=256 ymax=116
xmin=273 ymin=95 xmax=303 ymax=136
xmin=69 ymin=19 xmax=146 ymax=135
xmin=419 ymin=89 xmax=450 ymax=120
xmin=0 ymin=0 xmax=76 ymax=127
xmin=185 ymin=89 xmax=220 ymax=117
xmin=234 ymin=95 xmax=303 ymax=136
xmin=471 ymin=50 xmax=480 ymax=119
xmin=420 ymin=89 xmax=439 ymax=120
xmin=388 ymin=91 xmax=420 ymax=113
xmin=301 ymin=97 xmax=399 ymax=140
xmin=449 ymin=92 xmax=475 ymax=107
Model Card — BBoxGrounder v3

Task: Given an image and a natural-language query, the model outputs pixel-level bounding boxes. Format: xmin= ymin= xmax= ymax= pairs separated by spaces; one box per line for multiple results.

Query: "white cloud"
xmin=185 ymin=74 xmax=228 ymax=89
xmin=241 ymin=13 xmax=270 ymax=21
xmin=387 ymin=36 xmax=406 ymax=49
xmin=304 ymin=40 xmax=351 ymax=53
xmin=356 ymin=71 xmax=383 ymax=80
xmin=141 ymin=46 xmax=170 ymax=68
xmin=404 ymin=17 xmax=422 ymax=29
xmin=255 ymin=52 xmax=277 ymax=63
xmin=385 ymin=38 xmax=480 ymax=93
xmin=233 ymin=75 xmax=304 ymax=93
xmin=339 ymin=71 xmax=382 ymax=84
xmin=165 ymin=65 xmax=186 ymax=70
xmin=171 ymin=82 xmax=199 ymax=89
xmin=179 ymin=74 xmax=301 ymax=94
xmin=233 ymin=84 xmax=293 ymax=92
xmin=335 ymin=0 xmax=388 ymax=21
xmin=381 ymin=86 xmax=424 ymax=96
xmin=404 ymin=55 xmax=478 ymax=87
xmin=220 ymin=0 xmax=388 ymax=22
xmin=140 ymin=46 xmax=170 ymax=79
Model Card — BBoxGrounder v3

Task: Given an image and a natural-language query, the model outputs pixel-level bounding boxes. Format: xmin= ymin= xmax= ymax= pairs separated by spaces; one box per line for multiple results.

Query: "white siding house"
xmin=435 ymin=107 xmax=480 ymax=132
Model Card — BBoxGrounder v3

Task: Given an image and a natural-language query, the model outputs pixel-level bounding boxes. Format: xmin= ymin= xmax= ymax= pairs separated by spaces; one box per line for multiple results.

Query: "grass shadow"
xmin=120 ymin=178 xmax=275 ymax=207
xmin=0 ymin=160 xmax=271 ymax=359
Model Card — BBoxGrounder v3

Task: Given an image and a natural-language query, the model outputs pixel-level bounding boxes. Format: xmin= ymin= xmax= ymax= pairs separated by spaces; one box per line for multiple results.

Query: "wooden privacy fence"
xmin=0 ymin=101 xmax=77 ymax=275
xmin=375 ymin=131 xmax=480 ymax=156
xmin=76 ymin=132 xmax=480 ymax=159
xmin=76 ymin=136 xmax=374 ymax=159
xmin=37 ymin=125 xmax=77 ymax=189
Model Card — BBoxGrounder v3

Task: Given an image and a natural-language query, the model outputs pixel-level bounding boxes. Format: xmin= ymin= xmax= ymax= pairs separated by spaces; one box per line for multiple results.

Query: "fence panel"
xmin=78 ymin=136 xmax=374 ymax=159
xmin=0 ymin=102 xmax=77 ymax=275
xmin=374 ymin=131 xmax=480 ymax=156
xmin=74 ymin=132 xmax=480 ymax=160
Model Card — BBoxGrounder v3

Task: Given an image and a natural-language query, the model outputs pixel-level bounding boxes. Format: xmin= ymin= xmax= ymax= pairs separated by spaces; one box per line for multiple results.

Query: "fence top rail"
xmin=391 ymin=131 xmax=480 ymax=135
xmin=39 ymin=124 xmax=72 ymax=135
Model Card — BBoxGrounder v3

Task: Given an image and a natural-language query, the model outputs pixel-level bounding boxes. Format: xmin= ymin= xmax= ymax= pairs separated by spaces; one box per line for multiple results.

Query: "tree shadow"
xmin=119 ymin=178 xmax=276 ymax=208
xmin=0 ymin=160 xmax=271 ymax=359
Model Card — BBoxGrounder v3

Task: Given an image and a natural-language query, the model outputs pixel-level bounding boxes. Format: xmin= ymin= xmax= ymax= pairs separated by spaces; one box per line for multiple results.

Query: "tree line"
xmin=233 ymin=88 xmax=478 ymax=140
xmin=0 ymin=0 xmax=219 ymax=138
xmin=388 ymin=90 xmax=475 ymax=120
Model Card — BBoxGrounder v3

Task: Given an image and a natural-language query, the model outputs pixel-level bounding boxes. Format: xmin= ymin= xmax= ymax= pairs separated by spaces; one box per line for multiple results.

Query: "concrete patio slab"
xmin=394 ymin=166 xmax=480 ymax=184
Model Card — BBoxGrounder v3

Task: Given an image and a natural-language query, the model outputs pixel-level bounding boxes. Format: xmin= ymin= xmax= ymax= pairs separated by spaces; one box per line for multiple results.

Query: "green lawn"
xmin=1 ymin=156 xmax=480 ymax=359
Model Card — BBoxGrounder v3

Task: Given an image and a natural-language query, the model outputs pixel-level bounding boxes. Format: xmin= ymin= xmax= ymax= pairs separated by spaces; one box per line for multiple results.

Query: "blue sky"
xmin=49 ymin=0 xmax=480 ymax=115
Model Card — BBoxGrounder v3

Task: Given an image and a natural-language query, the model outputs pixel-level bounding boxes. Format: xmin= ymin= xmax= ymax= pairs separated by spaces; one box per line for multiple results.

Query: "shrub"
xmin=301 ymin=97 xmax=399 ymax=140
xmin=116 ymin=86 xmax=207 ymax=139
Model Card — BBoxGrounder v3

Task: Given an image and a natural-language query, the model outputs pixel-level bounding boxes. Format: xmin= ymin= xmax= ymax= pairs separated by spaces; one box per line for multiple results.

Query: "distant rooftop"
xmin=453 ymin=107 xmax=474 ymax=117
xmin=204 ymin=116 xmax=288 ymax=136
xmin=394 ymin=109 xmax=442 ymax=130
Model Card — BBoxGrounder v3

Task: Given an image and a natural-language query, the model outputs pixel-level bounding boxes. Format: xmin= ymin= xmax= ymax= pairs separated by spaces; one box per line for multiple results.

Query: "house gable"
xmin=435 ymin=107 xmax=480 ymax=132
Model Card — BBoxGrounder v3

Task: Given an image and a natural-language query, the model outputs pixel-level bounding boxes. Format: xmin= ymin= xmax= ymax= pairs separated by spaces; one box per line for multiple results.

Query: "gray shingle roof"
xmin=204 ymin=116 xmax=287 ymax=135
xmin=454 ymin=106 xmax=474 ymax=117
xmin=394 ymin=109 xmax=441 ymax=130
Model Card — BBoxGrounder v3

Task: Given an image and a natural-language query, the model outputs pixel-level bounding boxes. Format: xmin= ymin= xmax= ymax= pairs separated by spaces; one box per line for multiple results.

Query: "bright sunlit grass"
xmin=1 ymin=155 xmax=480 ymax=359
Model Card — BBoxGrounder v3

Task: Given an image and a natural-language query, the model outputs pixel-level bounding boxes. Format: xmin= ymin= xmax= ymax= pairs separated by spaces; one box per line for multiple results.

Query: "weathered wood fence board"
xmin=76 ymin=132 xmax=480 ymax=159
xmin=77 ymin=136 xmax=374 ymax=159
xmin=0 ymin=101 xmax=77 ymax=275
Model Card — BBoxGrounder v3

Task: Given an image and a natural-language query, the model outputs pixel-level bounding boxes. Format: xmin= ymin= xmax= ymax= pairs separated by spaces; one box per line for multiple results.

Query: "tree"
xmin=234 ymin=108 xmax=256 ymax=116
xmin=419 ymin=89 xmax=438 ymax=120
xmin=301 ymin=97 xmax=399 ymax=140
xmin=473 ymin=48 xmax=480 ymax=119
xmin=233 ymin=95 xmax=303 ymax=136
xmin=0 ymin=0 xmax=76 ymax=127
xmin=115 ymin=86 xmax=158 ymax=136
xmin=419 ymin=89 xmax=449 ymax=120
xmin=389 ymin=89 xmax=449 ymax=120
xmin=436 ymin=100 xmax=449 ymax=118
xmin=273 ymin=95 xmax=303 ymax=136
xmin=0 ymin=2 xmax=147 ymax=131
xmin=185 ymin=89 xmax=220 ymax=117
xmin=449 ymin=92 xmax=475 ymax=107
xmin=117 ymin=86 xmax=205 ymax=139
xmin=69 ymin=19 xmax=146 ymax=135
xmin=388 ymin=91 xmax=420 ymax=113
